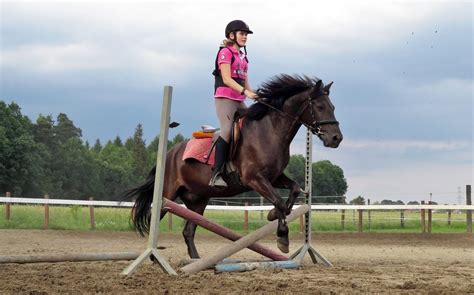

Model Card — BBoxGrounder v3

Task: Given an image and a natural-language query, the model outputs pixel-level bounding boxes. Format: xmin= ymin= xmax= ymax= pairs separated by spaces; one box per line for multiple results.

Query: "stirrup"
xmin=209 ymin=174 xmax=228 ymax=188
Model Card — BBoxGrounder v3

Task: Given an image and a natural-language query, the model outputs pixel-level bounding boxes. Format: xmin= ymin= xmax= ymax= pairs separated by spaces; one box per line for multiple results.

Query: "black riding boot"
xmin=209 ymin=136 xmax=229 ymax=188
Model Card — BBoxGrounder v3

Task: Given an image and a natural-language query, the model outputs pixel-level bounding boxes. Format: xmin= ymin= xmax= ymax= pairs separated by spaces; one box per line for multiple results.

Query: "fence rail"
xmin=1 ymin=195 xmax=473 ymax=234
xmin=1 ymin=197 xmax=473 ymax=211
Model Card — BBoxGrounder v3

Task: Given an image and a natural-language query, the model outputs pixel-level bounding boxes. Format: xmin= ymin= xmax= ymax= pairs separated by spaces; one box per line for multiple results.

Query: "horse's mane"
xmin=246 ymin=74 xmax=320 ymax=121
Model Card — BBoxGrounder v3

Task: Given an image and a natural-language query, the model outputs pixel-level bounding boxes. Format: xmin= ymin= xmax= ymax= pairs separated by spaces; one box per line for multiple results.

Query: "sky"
xmin=1 ymin=1 xmax=472 ymax=204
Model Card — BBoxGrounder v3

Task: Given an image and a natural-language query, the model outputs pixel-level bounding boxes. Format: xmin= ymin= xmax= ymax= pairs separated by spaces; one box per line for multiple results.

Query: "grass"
xmin=0 ymin=204 xmax=470 ymax=234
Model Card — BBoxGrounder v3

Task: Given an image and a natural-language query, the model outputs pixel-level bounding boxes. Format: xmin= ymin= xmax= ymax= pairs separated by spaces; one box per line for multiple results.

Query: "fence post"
xmin=244 ymin=202 xmax=249 ymax=233
xmin=260 ymin=195 xmax=264 ymax=221
xmin=447 ymin=210 xmax=451 ymax=226
xmin=421 ymin=201 xmax=426 ymax=233
xmin=467 ymin=185 xmax=472 ymax=234
xmin=427 ymin=201 xmax=432 ymax=233
xmin=367 ymin=199 xmax=371 ymax=230
xmin=44 ymin=194 xmax=49 ymax=229
xmin=5 ymin=192 xmax=11 ymax=221
xmin=89 ymin=197 xmax=95 ymax=230
xmin=358 ymin=209 xmax=363 ymax=233
xmin=168 ymin=212 xmax=173 ymax=232
xmin=341 ymin=209 xmax=345 ymax=231
xmin=400 ymin=210 xmax=405 ymax=228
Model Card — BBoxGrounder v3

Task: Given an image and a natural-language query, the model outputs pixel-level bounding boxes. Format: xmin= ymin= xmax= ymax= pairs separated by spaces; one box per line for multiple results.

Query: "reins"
xmin=253 ymin=94 xmax=339 ymax=136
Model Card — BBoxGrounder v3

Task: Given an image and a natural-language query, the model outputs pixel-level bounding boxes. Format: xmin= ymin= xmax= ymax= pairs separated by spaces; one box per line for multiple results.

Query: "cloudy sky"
xmin=1 ymin=1 xmax=472 ymax=203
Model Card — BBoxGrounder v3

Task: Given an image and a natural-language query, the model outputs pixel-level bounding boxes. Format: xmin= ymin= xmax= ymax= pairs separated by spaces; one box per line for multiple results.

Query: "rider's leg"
xmin=210 ymin=98 xmax=239 ymax=187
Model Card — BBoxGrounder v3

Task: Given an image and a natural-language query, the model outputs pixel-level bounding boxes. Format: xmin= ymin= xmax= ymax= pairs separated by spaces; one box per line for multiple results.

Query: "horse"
xmin=124 ymin=74 xmax=342 ymax=258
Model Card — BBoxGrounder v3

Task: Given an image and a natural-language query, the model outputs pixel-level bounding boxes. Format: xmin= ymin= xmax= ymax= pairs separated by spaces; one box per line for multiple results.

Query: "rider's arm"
xmin=220 ymin=64 xmax=258 ymax=99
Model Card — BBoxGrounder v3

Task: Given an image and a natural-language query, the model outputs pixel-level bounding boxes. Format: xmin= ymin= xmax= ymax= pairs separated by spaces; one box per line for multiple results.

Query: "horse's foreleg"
xmin=181 ymin=192 xmax=209 ymax=259
xmin=246 ymin=175 xmax=289 ymax=253
xmin=267 ymin=174 xmax=302 ymax=221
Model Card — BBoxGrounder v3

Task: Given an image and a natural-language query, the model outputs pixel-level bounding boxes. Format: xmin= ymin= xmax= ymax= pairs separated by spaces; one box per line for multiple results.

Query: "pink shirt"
xmin=214 ymin=45 xmax=248 ymax=101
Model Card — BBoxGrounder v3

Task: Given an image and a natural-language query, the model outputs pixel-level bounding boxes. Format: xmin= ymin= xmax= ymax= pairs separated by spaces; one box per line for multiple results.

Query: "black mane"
xmin=247 ymin=74 xmax=320 ymax=120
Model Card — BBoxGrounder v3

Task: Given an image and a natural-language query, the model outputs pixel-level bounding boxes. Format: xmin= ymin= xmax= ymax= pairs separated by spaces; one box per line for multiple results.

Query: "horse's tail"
xmin=122 ymin=166 xmax=156 ymax=236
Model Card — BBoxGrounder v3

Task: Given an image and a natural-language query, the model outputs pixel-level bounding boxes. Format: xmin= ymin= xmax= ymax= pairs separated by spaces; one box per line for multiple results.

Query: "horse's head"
xmin=299 ymin=80 xmax=342 ymax=148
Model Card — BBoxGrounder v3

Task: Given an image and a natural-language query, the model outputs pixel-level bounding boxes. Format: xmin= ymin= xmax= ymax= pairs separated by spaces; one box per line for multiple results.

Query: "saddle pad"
xmin=182 ymin=138 xmax=215 ymax=166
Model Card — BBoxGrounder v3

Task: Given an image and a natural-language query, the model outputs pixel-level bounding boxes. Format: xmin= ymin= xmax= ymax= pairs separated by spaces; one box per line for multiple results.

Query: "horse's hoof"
xmin=277 ymin=239 xmax=289 ymax=253
xmin=267 ymin=209 xmax=277 ymax=221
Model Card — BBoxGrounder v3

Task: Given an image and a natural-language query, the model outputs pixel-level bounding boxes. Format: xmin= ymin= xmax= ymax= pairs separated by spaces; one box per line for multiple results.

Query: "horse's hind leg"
xmin=180 ymin=191 xmax=210 ymax=259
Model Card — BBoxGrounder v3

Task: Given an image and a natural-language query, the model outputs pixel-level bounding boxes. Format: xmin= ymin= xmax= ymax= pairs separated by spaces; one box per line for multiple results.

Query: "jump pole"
xmin=163 ymin=199 xmax=288 ymax=261
xmin=122 ymin=86 xmax=177 ymax=276
xmin=289 ymin=128 xmax=332 ymax=267
xmin=0 ymin=252 xmax=139 ymax=264
xmin=180 ymin=204 xmax=310 ymax=275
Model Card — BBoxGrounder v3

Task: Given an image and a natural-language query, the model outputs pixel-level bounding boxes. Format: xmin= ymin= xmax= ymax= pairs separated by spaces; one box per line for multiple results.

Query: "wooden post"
xmin=467 ymin=185 xmax=472 ymax=234
xmin=447 ymin=210 xmax=451 ymax=225
xmin=121 ymin=86 xmax=177 ymax=276
xmin=421 ymin=201 xmax=426 ymax=233
xmin=260 ymin=195 xmax=264 ymax=221
xmin=168 ymin=212 xmax=173 ymax=232
xmin=400 ymin=210 xmax=405 ymax=228
xmin=44 ymin=194 xmax=49 ymax=229
xmin=367 ymin=199 xmax=371 ymax=230
xmin=427 ymin=201 xmax=432 ymax=233
xmin=358 ymin=210 xmax=363 ymax=232
xmin=5 ymin=192 xmax=11 ymax=221
xmin=89 ymin=197 xmax=95 ymax=230
xmin=244 ymin=202 xmax=249 ymax=233
xmin=341 ymin=209 xmax=345 ymax=231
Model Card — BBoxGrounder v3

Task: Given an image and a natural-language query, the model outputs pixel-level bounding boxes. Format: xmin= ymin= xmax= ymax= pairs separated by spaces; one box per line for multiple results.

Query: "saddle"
xmin=183 ymin=112 xmax=244 ymax=166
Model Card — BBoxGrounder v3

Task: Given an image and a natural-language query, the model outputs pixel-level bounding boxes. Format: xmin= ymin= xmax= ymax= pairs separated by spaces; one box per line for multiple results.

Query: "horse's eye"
xmin=316 ymin=104 xmax=324 ymax=110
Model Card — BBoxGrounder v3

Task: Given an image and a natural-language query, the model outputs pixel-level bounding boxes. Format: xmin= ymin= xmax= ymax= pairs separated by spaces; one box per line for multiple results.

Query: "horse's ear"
xmin=323 ymin=81 xmax=333 ymax=94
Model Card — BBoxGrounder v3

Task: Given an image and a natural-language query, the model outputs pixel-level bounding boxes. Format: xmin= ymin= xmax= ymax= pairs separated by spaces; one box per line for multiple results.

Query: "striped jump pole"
xmin=180 ymin=204 xmax=310 ymax=275
xmin=163 ymin=199 xmax=288 ymax=261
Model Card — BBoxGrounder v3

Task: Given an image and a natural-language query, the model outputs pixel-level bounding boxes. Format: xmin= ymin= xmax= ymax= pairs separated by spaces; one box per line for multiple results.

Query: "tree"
xmin=407 ymin=201 xmax=419 ymax=205
xmin=381 ymin=199 xmax=396 ymax=205
xmin=113 ymin=136 xmax=123 ymax=147
xmin=170 ymin=133 xmax=185 ymax=149
xmin=92 ymin=139 xmax=102 ymax=153
xmin=55 ymin=113 xmax=82 ymax=144
xmin=350 ymin=196 xmax=365 ymax=205
xmin=312 ymin=160 xmax=347 ymax=203
xmin=284 ymin=154 xmax=305 ymax=187
xmin=131 ymin=124 xmax=148 ymax=179
xmin=0 ymin=101 xmax=44 ymax=196
xmin=94 ymin=141 xmax=134 ymax=200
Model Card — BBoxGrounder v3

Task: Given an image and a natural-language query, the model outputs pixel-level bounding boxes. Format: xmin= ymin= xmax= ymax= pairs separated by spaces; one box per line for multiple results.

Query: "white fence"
xmin=1 ymin=197 xmax=473 ymax=210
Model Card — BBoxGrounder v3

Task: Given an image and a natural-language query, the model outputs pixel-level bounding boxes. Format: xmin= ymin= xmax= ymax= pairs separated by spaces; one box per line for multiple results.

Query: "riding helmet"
xmin=225 ymin=20 xmax=253 ymax=38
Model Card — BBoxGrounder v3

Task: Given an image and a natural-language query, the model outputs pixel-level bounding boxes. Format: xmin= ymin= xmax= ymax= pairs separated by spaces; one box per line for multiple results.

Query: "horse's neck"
xmin=249 ymin=109 xmax=302 ymax=148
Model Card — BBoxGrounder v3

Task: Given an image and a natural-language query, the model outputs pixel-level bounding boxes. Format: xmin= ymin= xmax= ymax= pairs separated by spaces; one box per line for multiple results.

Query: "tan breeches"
xmin=214 ymin=98 xmax=247 ymax=142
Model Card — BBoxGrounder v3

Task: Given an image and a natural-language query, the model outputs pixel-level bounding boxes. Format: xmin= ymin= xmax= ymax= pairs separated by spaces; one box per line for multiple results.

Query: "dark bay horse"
xmin=124 ymin=74 xmax=342 ymax=258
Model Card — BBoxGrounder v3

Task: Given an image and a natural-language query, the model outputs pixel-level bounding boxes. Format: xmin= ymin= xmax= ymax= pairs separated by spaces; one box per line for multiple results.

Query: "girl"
xmin=210 ymin=20 xmax=258 ymax=188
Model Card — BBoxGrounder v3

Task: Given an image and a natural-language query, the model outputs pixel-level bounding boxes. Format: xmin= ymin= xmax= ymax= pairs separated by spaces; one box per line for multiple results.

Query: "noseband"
xmin=254 ymin=94 xmax=339 ymax=136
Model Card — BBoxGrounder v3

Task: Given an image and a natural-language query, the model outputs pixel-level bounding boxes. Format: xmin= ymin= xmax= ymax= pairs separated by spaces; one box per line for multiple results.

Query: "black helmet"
xmin=225 ymin=20 xmax=253 ymax=38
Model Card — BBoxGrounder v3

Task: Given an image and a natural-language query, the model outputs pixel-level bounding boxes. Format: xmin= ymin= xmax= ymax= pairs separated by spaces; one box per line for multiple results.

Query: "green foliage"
xmin=350 ymin=195 xmax=365 ymax=205
xmin=0 ymin=100 xmax=346 ymax=204
xmin=312 ymin=160 xmax=347 ymax=203
xmin=0 ymin=101 xmax=44 ymax=196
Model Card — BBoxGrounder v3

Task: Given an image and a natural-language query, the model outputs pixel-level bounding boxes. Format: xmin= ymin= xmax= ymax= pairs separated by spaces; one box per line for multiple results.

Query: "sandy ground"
xmin=0 ymin=229 xmax=473 ymax=294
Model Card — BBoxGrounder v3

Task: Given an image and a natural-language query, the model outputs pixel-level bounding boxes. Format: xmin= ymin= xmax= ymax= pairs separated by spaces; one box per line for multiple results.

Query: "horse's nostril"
xmin=333 ymin=134 xmax=342 ymax=142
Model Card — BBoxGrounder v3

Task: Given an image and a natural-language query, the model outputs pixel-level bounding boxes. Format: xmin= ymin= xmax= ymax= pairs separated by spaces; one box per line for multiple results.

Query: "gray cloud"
xmin=1 ymin=1 xmax=472 ymax=202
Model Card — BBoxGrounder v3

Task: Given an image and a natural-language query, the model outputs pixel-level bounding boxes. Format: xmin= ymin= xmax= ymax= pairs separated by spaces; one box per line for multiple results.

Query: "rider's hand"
xmin=244 ymin=89 xmax=259 ymax=100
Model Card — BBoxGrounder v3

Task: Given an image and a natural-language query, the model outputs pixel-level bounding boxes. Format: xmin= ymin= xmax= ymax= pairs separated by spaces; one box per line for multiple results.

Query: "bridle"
xmin=254 ymin=92 xmax=339 ymax=136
